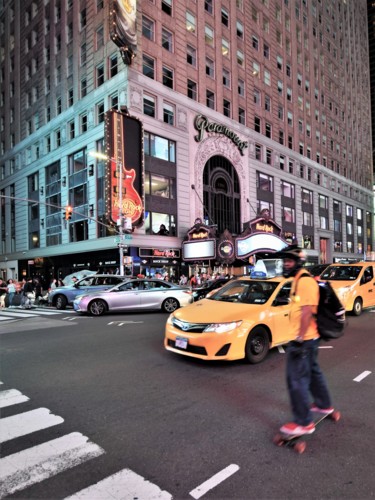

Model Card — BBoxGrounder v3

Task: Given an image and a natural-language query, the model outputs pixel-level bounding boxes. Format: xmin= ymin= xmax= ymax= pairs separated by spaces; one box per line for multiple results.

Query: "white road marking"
xmin=189 ymin=464 xmax=240 ymax=499
xmin=319 ymin=345 xmax=333 ymax=349
xmin=353 ymin=370 xmax=372 ymax=382
xmin=277 ymin=346 xmax=285 ymax=353
xmin=65 ymin=467 xmax=172 ymax=500
xmin=0 ymin=389 xmax=29 ymax=408
xmin=0 ymin=407 xmax=64 ymax=443
xmin=0 ymin=432 xmax=104 ymax=498
xmin=0 ymin=311 xmax=38 ymax=319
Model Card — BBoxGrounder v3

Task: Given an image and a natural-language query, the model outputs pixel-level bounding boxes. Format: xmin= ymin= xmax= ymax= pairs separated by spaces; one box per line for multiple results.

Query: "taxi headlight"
xmin=166 ymin=314 xmax=174 ymax=325
xmin=204 ymin=321 xmax=242 ymax=334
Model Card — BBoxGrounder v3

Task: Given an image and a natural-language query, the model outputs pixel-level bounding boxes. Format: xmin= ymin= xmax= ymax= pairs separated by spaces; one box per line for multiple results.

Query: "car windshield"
xmin=321 ymin=265 xmax=362 ymax=281
xmin=208 ymin=280 xmax=278 ymax=304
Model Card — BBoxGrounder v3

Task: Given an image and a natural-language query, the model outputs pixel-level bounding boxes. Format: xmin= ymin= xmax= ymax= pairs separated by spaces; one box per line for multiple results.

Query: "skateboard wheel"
xmin=331 ymin=410 xmax=341 ymax=422
xmin=273 ymin=433 xmax=284 ymax=446
xmin=294 ymin=441 xmax=306 ymax=454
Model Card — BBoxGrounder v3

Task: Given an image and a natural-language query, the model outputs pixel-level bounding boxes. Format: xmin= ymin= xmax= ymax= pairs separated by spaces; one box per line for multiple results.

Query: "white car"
xmin=73 ymin=279 xmax=193 ymax=316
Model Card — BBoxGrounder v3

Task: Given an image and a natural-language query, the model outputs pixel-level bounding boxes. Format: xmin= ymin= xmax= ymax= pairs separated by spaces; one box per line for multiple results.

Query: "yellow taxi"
xmin=165 ymin=275 xmax=294 ymax=364
xmin=320 ymin=262 xmax=375 ymax=316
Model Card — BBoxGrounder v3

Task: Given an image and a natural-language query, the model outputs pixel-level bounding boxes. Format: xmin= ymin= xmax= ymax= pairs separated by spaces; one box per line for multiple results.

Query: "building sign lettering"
xmin=194 ymin=114 xmax=248 ymax=156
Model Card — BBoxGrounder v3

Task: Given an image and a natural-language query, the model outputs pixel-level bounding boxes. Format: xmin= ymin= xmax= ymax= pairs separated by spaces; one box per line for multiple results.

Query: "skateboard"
xmin=273 ymin=410 xmax=341 ymax=454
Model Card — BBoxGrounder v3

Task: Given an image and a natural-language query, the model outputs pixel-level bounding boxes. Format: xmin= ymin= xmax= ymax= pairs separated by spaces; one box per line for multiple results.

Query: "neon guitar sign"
xmin=107 ymin=110 xmax=144 ymax=226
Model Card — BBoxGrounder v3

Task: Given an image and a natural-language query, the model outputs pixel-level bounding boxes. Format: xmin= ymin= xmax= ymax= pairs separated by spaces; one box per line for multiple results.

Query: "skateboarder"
xmin=275 ymin=245 xmax=334 ymax=437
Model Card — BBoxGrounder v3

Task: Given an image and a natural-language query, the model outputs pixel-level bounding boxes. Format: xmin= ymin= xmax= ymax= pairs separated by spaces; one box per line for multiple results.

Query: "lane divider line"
xmin=189 ymin=464 xmax=240 ymax=499
xmin=353 ymin=370 xmax=372 ymax=382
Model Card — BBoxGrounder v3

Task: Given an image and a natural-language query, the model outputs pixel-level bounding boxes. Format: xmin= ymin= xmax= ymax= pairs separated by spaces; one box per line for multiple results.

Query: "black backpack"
xmin=296 ymin=273 xmax=346 ymax=341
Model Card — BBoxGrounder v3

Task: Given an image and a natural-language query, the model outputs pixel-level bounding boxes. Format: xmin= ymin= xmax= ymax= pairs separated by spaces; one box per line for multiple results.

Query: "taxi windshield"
xmin=209 ymin=280 xmax=278 ymax=304
xmin=321 ymin=265 xmax=362 ymax=281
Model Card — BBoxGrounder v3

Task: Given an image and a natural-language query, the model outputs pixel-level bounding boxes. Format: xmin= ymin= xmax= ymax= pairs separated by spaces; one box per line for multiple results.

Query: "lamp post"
xmin=90 ymin=152 xmax=126 ymax=275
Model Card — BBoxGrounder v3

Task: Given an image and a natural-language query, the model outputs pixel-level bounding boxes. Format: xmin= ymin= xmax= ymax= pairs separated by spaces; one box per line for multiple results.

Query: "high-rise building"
xmin=0 ymin=0 xmax=373 ymax=283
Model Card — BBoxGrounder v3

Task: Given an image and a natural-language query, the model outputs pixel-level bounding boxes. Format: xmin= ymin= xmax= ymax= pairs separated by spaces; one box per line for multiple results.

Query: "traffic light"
xmin=65 ymin=205 xmax=73 ymax=220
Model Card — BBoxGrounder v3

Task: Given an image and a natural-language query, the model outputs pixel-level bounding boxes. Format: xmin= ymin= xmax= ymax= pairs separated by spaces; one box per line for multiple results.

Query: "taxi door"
xmin=359 ymin=265 xmax=375 ymax=308
xmin=268 ymin=281 xmax=293 ymax=346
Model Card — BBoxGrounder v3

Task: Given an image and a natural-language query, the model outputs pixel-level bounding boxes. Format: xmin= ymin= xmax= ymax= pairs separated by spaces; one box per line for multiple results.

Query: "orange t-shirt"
xmin=289 ymin=270 xmax=319 ymax=341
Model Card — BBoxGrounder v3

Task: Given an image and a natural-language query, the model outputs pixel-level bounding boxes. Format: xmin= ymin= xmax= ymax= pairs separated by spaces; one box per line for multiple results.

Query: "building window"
xmin=163 ymin=103 xmax=174 ymax=125
xmin=223 ymin=99 xmax=231 ymax=117
xmin=143 ymin=54 xmax=155 ymax=79
xmin=221 ymin=7 xmax=229 ymax=26
xmin=281 ymin=181 xmax=295 ymax=198
xmin=187 ymin=80 xmax=197 ymax=100
xmin=187 ymin=45 xmax=197 ymax=66
xmin=143 ymin=95 xmax=155 ymax=117
xmin=223 ymin=68 xmax=231 ymax=88
xmin=80 ymin=114 xmax=88 ymax=133
xmin=96 ymin=64 xmax=104 ymax=86
xmin=68 ymin=120 xmax=75 ymax=140
xmin=206 ymin=90 xmax=215 ymax=109
xmin=81 ymin=78 xmax=87 ymax=98
xmin=254 ymin=116 xmax=261 ymax=133
xmin=80 ymin=43 xmax=87 ymax=65
xmin=206 ymin=57 xmax=214 ymax=77
xmin=162 ymin=0 xmax=172 ymax=15
xmin=222 ymin=38 xmax=229 ymax=56
xmin=162 ymin=27 xmax=173 ymax=51
xmin=144 ymin=132 xmax=176 ymax=162
xmin=142 ymin=16 xmax=155 ymax=40
xmin=205 ymin=0 xmax=213 ymax=14
xmin=205 ymin=25 xmax=214 ymax=46
xmin=80 ymin=8 xmax=87 ymax=30
xmin=96 ymin=102 xmax=105 ymax=124
xmin=109 ymin=54 xmax=118 ymax=77
xmin=265 ymin=122 xmax=271 ymax=138
xmin=255 ymin=144 xmax=262 ymax=160
xmin=145 ymin=173 xmax=176 ymax=199
xmin=186 ymin=11 xmax=196 ymax=33
xmin=238 ymin=79 xmax=245 ymax=97
xmin=283 ymin=207 xmax=295 ymax=223
xmin=96 ymin=25 xmax=104 ymax=49
xmin=162 ymin=66 xmax=174 ymax=88
xmin=238 ymin=108 xmax=245 ymax=125
xmin=68 ymin=88 xmax=74 ymax=107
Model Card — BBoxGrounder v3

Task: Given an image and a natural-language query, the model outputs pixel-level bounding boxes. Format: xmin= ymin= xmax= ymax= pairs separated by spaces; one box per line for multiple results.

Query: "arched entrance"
xmin=203 ymin=155 xmax=241 ymax=235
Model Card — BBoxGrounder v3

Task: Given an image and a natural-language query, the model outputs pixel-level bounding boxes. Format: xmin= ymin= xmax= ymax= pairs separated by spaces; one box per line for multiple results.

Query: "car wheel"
xmin=88 ymin=299 xmax=107 ymax=316
xmin=55 ymin=295 xmax=67 ymax=310
xmin=162 ymin=297 xmax=179 ymax=313
xmin=245 ymin=326 xmax=270 ymax=364
xmin=352 ymin=298 xmax=363 ymax=316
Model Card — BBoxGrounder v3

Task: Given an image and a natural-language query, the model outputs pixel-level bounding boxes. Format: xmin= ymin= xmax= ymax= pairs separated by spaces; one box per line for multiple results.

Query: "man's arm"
xmin=296 ymin=304 xmax=314 ymax=342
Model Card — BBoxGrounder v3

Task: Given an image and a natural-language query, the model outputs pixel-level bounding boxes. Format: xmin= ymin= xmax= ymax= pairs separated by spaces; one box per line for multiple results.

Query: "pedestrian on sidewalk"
xmin=6 ymin=279 xmax=17 ymax=308
xmin=23 ymin=278 xmax=35 ymax=309
xmin=0 ymin=279 xmax=7 ymax=308
xmin=275 ymin=244 xmax=334 ymax=438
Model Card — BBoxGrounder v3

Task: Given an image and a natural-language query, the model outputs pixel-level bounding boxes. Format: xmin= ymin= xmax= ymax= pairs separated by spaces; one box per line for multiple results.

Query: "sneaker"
xmin=311 ymin=404 xmax=334 ymax=415
xmin=280 ymin=422 xmax=315 ymax=437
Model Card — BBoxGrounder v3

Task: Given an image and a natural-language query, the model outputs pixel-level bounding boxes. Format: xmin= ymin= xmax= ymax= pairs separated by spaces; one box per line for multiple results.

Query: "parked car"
xmin=165 ymin=275 xmax=294 ymax=364
xmin=320 ymin=262 xmax=375 ymax=316
xmin=73 ymin=279 xmax=194 ymax=316
xmin=48 ymin=274 xmax=128 ymax=309
xmin=192 ymin=278 xmax=229 ymax=301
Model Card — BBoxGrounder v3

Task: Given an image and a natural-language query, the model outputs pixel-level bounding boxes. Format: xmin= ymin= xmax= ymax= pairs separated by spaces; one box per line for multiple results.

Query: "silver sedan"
xmin=73 ymin=279 xmax=193 ymax=316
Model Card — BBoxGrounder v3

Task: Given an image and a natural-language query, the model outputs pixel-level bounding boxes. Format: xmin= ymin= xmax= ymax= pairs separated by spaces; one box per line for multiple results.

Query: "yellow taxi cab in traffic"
xmin=320 ymin=262 xmax=375 ymax=316
xmin=165 ymin=275 xmax=294 ymax=364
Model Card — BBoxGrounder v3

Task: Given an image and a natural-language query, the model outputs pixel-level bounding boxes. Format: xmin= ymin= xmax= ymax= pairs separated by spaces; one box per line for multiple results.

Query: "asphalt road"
xmin=0 ymin=307 xmax=374 ymax=499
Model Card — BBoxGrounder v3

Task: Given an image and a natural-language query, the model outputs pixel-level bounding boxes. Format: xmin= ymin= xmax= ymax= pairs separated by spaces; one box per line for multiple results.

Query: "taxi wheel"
xmin=245 ymin=327 xmax=270 ymax=364
xmin=352 ymin=298 xmax=362 ymax=316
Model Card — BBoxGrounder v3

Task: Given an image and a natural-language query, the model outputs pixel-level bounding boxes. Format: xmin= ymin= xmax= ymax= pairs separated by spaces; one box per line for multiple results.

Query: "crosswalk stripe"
xmin=65 ymin=467 xmax=172 ymax=500
xmin=0 ymin=432 xmax=105 ymax=498
xmin=0 ymin=407 xmax=64 ymax=443
xmin=0 ymin=389 xmax=29 ymax=408
xmin=0 ymin=311 xmax=38 ymax=319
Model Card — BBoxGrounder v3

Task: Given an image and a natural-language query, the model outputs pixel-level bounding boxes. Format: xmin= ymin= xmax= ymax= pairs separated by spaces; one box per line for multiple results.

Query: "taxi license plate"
xmin=175 ymin=337 xmax=188 ymax=349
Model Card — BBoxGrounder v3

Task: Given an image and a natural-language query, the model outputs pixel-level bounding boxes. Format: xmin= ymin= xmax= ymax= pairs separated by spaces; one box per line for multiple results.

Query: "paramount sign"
xmin=194 ymin=114 xmax=248 ymax=155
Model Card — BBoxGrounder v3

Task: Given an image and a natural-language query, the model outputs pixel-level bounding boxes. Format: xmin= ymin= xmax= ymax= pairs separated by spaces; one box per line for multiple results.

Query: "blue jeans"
xmin=286 ymin=339 xmax=332 ymax=426
xmin=8 ymin=292 xmax=15 ymax=306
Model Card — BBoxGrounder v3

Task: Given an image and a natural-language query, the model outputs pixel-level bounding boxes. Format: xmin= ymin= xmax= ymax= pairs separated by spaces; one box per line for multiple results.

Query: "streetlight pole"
xmin=117 ymin=158 xmax=125 ymax=276
xmin=90 ymin=152 xmax=125 ymax=275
